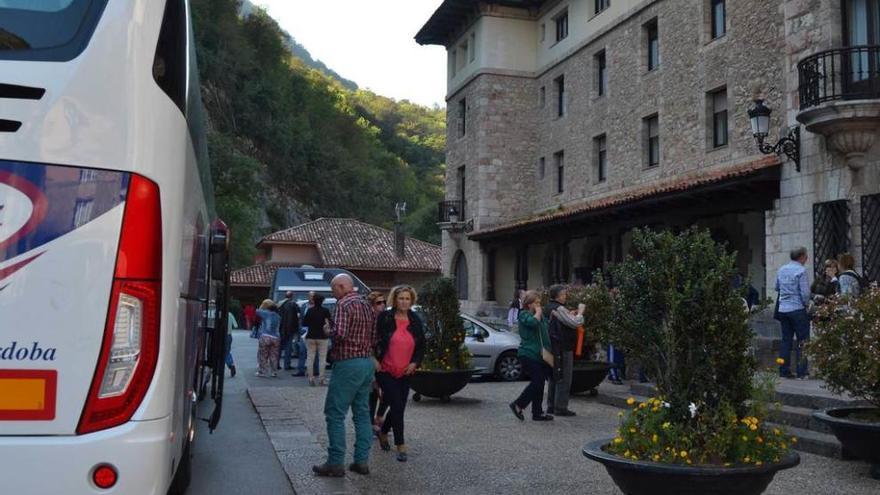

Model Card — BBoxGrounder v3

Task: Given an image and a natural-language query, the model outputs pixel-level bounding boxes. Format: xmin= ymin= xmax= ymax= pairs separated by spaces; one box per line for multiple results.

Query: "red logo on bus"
xmin=0 ymin=171 xmax=48 ymax=283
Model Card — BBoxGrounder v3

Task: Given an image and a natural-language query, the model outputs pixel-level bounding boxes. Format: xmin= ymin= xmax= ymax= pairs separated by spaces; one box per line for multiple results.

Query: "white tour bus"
xmin=0 ymin=1 xmax=230 ymax=493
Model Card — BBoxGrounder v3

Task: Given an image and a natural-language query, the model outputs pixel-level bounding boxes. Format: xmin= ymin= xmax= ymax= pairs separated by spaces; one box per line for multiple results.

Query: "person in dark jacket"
xmin=545 ymin=284 xmax=584 ymax=417
xmin=278 ymin=291 xmax=302 ymax=371
xmin=303 ymin=294 xmax=333 ymax=386
xmin=374 ymin=285 xmax=425 ymax=462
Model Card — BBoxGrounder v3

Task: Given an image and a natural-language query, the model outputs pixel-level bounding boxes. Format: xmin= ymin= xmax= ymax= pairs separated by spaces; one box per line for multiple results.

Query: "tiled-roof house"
xmin=231 ymin=218 xmax=442 ymax=304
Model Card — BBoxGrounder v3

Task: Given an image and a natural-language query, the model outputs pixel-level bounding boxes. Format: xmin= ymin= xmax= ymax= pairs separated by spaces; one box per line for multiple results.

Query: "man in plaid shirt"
xmin=313 ymin=274 xmax=378 ymax=477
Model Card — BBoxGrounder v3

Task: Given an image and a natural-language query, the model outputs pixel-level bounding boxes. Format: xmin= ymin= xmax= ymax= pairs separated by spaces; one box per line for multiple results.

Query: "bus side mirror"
xmin=210 ymin=220 xmax=229 ymax=282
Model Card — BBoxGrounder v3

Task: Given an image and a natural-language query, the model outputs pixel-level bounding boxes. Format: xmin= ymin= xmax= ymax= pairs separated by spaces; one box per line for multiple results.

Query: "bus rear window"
xmin=0 ymin=0 xmax=109 ymax=61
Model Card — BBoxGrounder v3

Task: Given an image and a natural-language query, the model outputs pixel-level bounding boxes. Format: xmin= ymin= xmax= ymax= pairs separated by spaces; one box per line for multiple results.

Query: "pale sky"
xmin=254 ymin=0 xmax=447 ymax=108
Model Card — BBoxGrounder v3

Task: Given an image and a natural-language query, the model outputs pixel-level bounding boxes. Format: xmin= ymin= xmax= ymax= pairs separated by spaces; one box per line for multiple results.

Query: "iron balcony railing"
xmin=438 ymin=200 xmax=465 ymax=223
xmin=799 ymin=45 xmax=880 ymax=110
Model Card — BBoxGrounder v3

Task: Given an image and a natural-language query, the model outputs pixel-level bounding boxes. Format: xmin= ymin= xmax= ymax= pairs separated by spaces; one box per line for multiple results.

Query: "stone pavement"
xmin=247 ymin=376 xmax=879 ymax=495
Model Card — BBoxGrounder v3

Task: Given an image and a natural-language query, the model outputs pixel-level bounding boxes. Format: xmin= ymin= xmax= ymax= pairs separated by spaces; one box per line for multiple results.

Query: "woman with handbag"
xmin=509 ymin=290 xmax=554 ymax=422
xmin=303 ymin=293 xmax=333 ymax=386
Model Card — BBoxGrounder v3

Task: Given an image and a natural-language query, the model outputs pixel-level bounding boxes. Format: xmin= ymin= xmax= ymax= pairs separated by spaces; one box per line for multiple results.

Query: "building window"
xmin=711 ymin=0 xmax=726 ymax=39
xmin=646 ymin=19 xmax=659 ymax=71
xmin=645 ymin=114 xmax=660 ymax=167
xmin=595 ymin=0 xmax=610 ymax=15
xmin=469 ymin=32 xmax=476 ymax=62
xmin=555 ymin=10 xmax=569 ymax=43
xmin=554 ymin=150 xmax=565 ymax=193
xmin=449 ymin=49 xmax=457 ymax=77
xmin=460 ymin=39 xmax=469 ymax=67
xmin=73 ymin=199 xmax=94 ymax=227
xmin=541 ymin=23 xmax=546 ymax=42
xmin=457 ymin=98 xmax=466 ymax=137
xmin=813 ymin=200 xmax=850 ymax=278
xmin=595 ymin=50 xmax=607 ymax=96
xmin=595 ymin=134 xmax=607 ymax=182
xmin=555 ymin=75 xmax=565 ymax=117
xmin=539 ymin=86 xmax=546 ymax=108
xmin=453 ymin=250 xmax=469 ymax=300
xmin=538 ymin=156 xmax=546 ymax=180
xmin=711 ymin=88 xmax=728 ymax=148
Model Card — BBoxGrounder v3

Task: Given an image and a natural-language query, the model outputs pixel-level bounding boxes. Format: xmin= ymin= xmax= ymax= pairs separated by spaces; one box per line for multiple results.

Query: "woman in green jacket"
xmin=509 ymin=290 xmax=554 ymax=421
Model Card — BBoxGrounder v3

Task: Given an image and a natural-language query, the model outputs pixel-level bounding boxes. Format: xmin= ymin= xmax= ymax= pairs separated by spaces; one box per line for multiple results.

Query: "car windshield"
xmin=466 ymin=314 xmax=511 ymax=332
xmin=0 ymin=0 xmax=106 ymax=60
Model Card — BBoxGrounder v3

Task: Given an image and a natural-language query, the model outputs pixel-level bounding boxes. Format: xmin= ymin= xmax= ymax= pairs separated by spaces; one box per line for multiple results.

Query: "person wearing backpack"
xmin=838 ymin=253 xmax=865 ymax=298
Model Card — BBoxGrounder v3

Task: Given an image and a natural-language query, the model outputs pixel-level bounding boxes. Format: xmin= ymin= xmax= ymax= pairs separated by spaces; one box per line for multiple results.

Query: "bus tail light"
xmin=78 ymin=175 xmax=161 ymax=434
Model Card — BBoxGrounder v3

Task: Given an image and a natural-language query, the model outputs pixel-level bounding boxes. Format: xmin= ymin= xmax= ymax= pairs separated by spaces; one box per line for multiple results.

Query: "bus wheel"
xmin=167 ymin=439 xmax=192 ymax=495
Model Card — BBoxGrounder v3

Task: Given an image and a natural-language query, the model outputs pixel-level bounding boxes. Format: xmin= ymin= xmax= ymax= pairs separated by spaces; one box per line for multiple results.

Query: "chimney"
xmin=394 ymin=202 xmax=407 ymax=259
xmin=394 ymin=222 xmax=406 ymax=259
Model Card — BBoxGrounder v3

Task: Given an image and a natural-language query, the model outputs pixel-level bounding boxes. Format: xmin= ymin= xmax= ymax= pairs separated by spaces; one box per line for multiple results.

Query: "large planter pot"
xmin=570 ymin=361 xmax=612 ymax=396
xmin=410 ymin=368 xmax=483 ymax=403
xmin=814 ymin=407 xmax=880 ymax=479
xmin=583 ymin=438 xmax=800 ymax=495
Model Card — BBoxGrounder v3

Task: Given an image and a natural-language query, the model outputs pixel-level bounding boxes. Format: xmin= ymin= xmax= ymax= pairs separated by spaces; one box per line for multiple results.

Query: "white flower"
xmin=662 ymin=401 xmax=670 ymax=408
xmin=688 ymin=402 xmax=698 ymax=418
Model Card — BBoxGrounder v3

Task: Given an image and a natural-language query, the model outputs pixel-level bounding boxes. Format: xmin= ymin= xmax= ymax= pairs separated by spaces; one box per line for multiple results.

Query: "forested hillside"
xmin=190 ymin=0 xmax=446 ymax=268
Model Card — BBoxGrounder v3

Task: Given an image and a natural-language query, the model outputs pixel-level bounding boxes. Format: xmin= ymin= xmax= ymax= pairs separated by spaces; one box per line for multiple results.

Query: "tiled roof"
xmin=260 ymin=218 xmax=442 ymax=273
xmin=230 ymin=263 xmax=289 ymax=287
xmin=470 ymin=156 xmax=782 ymax=240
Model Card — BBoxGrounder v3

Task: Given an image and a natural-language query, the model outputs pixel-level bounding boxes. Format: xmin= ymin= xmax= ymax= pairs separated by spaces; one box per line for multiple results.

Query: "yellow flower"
xmin=629 ymin=428 xmax=637 ymax=433
xmin=662 ymin=422 xmax=671 ymax=429
xmin=639 ymin=402 xmax=647 ymax=409
xmin=618 ymin=411 xmax=625 ymax=418
xmin=652 ymin=454 xmax=661 ymax=462
xmin=652 ymin=434 xmax=659 ymax=443
xmin=680 ymin=450 xmax=688 ymax=458
xmin=776 ymin=358 xmax=785 ymax=365
xmin=756 ymin=437 xmax=764 ymax=444
xmin=626 ymin=397 xmax=636 ymax=406
xmin=773 ymin=428 xmax=781 ymax=436
xmin=613 ymin=437 xmax=623 ymax=444
xmin=791 ymin=437 xmax=798 ymax=444
xmin=723 ymin=462 xmax=732 ymax=467
xmin=624 ymin=450 xmax=631 ymax=457
xmin=741 ymin=435 xmax=748 ymax=442
xmin=686 ymin=459 xmax=692 ymax=465
xmin=749 ymin=424 xmax=758 ymax=431
xmin=744 ymin=456 xmax=751 ymax=463
xmin=755 ymin=461 xmax=763 ymax=466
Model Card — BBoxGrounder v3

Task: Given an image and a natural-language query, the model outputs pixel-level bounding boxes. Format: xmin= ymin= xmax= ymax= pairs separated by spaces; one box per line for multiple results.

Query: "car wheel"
xmin=495 ymin=352 xmax=522 ymax=382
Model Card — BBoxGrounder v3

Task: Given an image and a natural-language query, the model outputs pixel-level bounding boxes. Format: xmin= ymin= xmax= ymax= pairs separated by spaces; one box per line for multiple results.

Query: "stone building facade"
xmin=418 ymin=0 xmax=880 ymax=315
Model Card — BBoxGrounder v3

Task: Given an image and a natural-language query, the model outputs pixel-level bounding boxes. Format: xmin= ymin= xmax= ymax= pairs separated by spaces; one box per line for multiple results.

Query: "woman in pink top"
xmin=374 ymin=285 xmax=425 ymax=462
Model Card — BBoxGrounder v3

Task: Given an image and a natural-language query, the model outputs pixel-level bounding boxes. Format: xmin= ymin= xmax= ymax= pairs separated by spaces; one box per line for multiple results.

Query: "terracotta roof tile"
xmin=260 ymin=218 xmax=442 ymax=272
xmin=230 ymin=263 xmax=289 ymax=287
xmin=470 ymin=156 xmax=781 ymax=239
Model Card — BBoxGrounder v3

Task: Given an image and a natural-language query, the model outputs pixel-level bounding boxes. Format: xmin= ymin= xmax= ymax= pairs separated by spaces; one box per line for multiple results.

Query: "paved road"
xmin=186 ymin=330 xmax=294 ymax=495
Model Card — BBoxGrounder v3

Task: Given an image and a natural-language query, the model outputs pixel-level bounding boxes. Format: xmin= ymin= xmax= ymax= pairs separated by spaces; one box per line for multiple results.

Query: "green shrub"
xmin=600 ymin=228 xmax=791 ymax=465
xmin=809 ymin=285 xmax=880 ymax=409
xmin=419 ymin=277 xmax=472 ymax=371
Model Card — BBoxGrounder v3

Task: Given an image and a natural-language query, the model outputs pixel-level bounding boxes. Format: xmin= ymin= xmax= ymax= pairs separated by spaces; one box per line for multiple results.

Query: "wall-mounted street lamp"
xmin=748 ymin=98 xmax=801 ymax=172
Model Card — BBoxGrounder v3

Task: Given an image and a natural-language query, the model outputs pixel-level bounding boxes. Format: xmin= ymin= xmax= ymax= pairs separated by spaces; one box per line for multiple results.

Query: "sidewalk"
xmin=246 ymin=373 xmax=878 ymax=495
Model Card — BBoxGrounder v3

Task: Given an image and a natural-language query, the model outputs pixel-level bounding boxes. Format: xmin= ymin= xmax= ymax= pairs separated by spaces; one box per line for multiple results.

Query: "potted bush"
xmin=563 ymin=284 xmax=613 ymax=396
xmin=809 ymin=286 xmax=880 ymax=479
xmin=582 ymin=228 xmax=799 ymax=495
xmin=410 ymin=277 xmax=477 ymax=402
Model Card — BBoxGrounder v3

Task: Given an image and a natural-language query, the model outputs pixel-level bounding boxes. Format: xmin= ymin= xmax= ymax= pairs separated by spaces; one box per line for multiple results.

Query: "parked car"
xmin=461 ymin=313 xmax=523 ymax=381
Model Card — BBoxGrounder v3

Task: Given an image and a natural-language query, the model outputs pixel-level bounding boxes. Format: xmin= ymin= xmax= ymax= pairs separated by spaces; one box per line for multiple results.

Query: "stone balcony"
xmin=437 ymin=199 xmax=472 ymax=233
xmin=797 ymin=45 xmax=880 ymax=170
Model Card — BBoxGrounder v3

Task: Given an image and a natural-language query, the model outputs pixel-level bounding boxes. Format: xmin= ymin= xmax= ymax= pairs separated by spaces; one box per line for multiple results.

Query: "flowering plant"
xmin=809 ymin=285 xmax=880 ymax=410
xmin=607 ymin=394 xmax=795 ymax=466
xmin=418 ymin=277 xmax=473 ymax=371
xmin=599 ymin=228 xmax=793 ymax=465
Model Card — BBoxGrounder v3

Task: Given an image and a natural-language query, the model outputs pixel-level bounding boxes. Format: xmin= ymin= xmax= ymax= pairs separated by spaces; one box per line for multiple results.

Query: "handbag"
xmin=537 ymin=321 xmax=554 ymax=367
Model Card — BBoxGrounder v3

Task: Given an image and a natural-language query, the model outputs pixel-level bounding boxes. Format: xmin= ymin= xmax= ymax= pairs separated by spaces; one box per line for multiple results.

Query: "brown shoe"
xmin=312 ymin=463 xmax=345 ymax=477
xmin=348 ymin=463 xmax=370 ymax=475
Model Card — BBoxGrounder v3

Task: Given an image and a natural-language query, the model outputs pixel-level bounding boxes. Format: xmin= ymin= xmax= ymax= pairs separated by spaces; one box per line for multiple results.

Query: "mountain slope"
xmin=191 ymin=0 xmax=445 ymax=268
